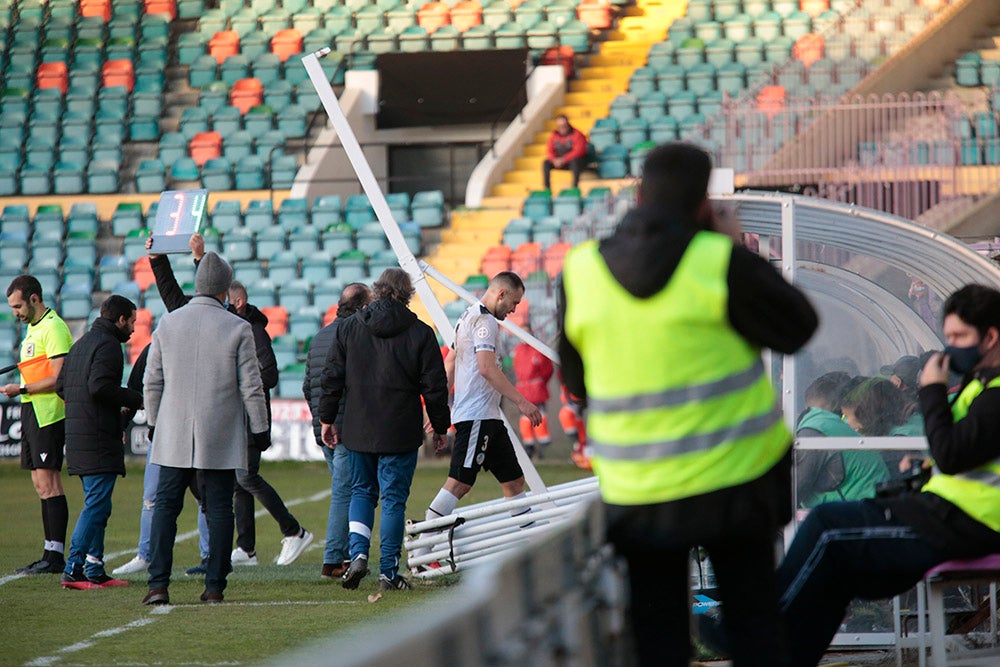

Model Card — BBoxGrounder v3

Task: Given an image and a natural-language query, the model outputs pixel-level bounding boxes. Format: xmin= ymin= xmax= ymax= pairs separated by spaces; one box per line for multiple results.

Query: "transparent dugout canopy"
xmin=726 ymin=191 xmax=1000 ymax=646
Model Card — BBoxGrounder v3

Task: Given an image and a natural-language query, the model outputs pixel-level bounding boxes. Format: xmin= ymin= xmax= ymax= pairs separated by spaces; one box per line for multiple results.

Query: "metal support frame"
xmin=302 ymin=49 xmax=550 ymax=497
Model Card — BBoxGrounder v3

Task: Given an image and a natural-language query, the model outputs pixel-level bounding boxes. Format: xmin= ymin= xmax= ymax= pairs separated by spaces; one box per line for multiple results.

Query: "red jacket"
xmin=513 ymin=342 xmax=554 ymax=405
xmin=546 ymin=127 xmax=588 ymax=163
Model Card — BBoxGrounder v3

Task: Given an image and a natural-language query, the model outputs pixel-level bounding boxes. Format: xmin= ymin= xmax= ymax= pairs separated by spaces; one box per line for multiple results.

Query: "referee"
xmin=2 ymin=275 xmax=74 ymax=575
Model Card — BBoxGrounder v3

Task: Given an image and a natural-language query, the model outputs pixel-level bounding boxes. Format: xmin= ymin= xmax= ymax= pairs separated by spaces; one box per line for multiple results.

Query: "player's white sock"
xmin=508 ymin=492 xmax=534 ymax=528
xmin=426 ymin=488 xmax=460 ymax=521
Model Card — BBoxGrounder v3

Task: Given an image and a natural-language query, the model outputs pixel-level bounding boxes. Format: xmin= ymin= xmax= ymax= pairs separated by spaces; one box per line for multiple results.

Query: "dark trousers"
xmin=609 ymin=506 xmax=790 ymax=667
xmin=776 ymin=501 xmax=945 ymax=667
xmin=148 ymin=466 xmax=236 ymax=594
xmin=542 ymin=157 xmax=586 ymax=190
xmin=234 ymin=445 xmax=300 ymax=552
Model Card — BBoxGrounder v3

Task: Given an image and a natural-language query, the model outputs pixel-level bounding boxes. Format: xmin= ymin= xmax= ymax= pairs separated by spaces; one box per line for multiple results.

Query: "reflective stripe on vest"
xmin=922 ymin=376 xmax=1000 ymax=532
xmin=562 ymin=233 xmax=791 ymax=506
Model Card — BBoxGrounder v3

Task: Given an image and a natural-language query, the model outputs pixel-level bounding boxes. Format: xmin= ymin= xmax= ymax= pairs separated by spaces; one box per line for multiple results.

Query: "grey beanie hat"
xmin=195 ymin=251 xmax=234 ymax=296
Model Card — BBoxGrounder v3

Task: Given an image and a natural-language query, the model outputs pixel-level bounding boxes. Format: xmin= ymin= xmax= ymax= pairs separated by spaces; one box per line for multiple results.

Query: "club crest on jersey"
xmin=475 ymin=326 xmax=489 ymax=339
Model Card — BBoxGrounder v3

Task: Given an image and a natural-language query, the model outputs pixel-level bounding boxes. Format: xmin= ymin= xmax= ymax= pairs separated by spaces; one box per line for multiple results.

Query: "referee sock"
xmin=47 ymin=495 xmax=69 ymax=555
xmin=40 ymin=499 xmax=51 ymax=553
xmin=508 ymin=492 xmax=534 ymax=528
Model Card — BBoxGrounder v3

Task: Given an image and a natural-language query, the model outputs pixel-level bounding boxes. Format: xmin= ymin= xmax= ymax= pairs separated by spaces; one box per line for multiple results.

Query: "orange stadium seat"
xmin=540 ymin=46 xmax=574 ymax=79
xmin=145 ymin=0 xmax=177 ymax=20
xmin=189 ymin=131 xmax=223 ymax=166
xmin=262 ymin=305 xmax=290 ymax=337
xmin=757 ymin=84 xmax=786 ymax=118
xmin=102 ymin=59 xmax=135 ymax=92
xmin=793 ymin=33 xmax=824 ymax=68
xmin=271 ymin=29 xmax=303 ymax=62
xmin=481 ymin=245 xmax=512 ymax=278
xmin=81 ymin=0 xmax=111 ymax=21
xmin=799 ymin=0 xmax=828 ymax=17
xmin=230 ymin=78 xmax=264 ymax=114
xmin=542 ymin=241 xmax=570 ymax=278
xmin=450 ymin=0 xmax=482 ymax=32
xmin=132 ymin=256 xmax=156 ymax=291
xmin=36 ymin=62 xmax=69 ymax=94
xmin=577 ymin=0 xmax=612 ymax=30
xmin=209 ymin=31 xmax=241 ymax=65
xmin=417 ymin=2 xmax=451 ymax=34
xmin=510 ymin=242 xmax=542 ymax=277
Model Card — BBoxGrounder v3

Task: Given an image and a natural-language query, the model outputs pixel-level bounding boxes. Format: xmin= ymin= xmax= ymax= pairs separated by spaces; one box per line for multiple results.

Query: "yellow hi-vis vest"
xmin=562 ymin=232 xmax=791 ymax=506
xmin=922 ymin=376 xmax=1000 ymax=532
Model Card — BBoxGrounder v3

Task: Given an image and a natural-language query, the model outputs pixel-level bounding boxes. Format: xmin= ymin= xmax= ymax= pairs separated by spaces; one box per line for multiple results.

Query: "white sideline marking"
xmin=25 ymin=615 xmax=166 ymax=666
xmin=26 ymin=600 xmax=354 ymax=666
xmin=5 ymin=487 xmax=332 ymax=588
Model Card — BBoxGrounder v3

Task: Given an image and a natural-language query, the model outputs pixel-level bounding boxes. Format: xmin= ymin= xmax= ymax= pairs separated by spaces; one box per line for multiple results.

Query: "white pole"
xmin=302 ymin=48 xmax=551 ymax=499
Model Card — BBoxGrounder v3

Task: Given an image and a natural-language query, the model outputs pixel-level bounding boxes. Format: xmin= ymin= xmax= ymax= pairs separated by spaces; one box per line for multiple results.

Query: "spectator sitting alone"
xmin=542 ymin=114 xmax=588 ymax=191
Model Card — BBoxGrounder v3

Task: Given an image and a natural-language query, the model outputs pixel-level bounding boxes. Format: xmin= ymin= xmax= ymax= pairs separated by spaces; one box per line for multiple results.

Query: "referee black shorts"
xmin=449 ymin=419 xmax=523 ymax=486
xmin=19 ymin=402 xmax=65 ymax=471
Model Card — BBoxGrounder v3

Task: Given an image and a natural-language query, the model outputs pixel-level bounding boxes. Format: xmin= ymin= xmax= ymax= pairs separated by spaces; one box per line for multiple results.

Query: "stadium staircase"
xmin=415 ymin=0 xmax=686 ymax=322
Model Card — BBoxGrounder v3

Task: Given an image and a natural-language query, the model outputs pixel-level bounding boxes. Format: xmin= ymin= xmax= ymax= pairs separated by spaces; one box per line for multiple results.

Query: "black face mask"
xmin=943 ymin=344 xmax=983 ymax=375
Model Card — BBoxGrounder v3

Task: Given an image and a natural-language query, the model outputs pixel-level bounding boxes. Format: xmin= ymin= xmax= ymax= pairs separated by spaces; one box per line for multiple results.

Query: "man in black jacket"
xmin=302 ymin=282 xmax=372 ymax=580
xmin=56 ymin=295 xmax=144 ymax=589
xmin=227 ymin=280 xmax=312 ymax=567
xmin=319 ymin=268 xmax=451 ymax=591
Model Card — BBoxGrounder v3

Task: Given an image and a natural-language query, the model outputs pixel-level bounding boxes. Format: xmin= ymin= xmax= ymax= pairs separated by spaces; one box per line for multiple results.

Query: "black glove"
xmin=250 ymin=430 xmax=271 ymax=451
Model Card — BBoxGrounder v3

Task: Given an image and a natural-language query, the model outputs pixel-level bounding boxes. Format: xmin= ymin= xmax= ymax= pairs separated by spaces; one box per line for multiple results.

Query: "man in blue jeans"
xmin=56 ymin=295 xmax=144 ymax=589
xmin=303 ymin=282 xmax=372 ymax=579
xmin=319 ymin=269 xmax=451 ymax=591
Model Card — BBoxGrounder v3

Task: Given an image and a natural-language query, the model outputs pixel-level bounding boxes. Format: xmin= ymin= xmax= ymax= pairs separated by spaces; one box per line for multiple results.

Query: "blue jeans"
xmin=776 ymin=500 xmax=945 ymax=667
xmin=348 ymin=449 xmax=418 ymax=580
xmin=64 ymin=473 xmax=117 ymax=578
xmin=323 ymin=444 xmax=351 ymax=565
xmin=148 ymin=467 xmax=235 ymax=594
xmin=140 ymin=447 xmax=209 ymax=561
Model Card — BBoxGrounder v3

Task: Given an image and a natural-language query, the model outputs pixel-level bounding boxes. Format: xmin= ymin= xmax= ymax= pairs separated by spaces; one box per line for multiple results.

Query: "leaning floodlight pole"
xmin=302 ymin=49 xmax=550 ymax=497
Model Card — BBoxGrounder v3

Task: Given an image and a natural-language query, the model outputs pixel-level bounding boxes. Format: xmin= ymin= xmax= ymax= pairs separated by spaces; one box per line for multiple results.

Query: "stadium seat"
xmin=334 ymin=250 xmax=368 ymax=282
xmin=278 ymin=277 xmax=312 ymax=311
xmin=288 ymin=306 xmax=322 ymax=342
xmin=247 ymin=279 xmax=278 ymax=308
xmin=322 ymin=223 xmax=354 ymax=255
xmin=245 ymin=199 xmax=275 ymax=232
xmin=256 ymin=226 xmax=287 ymax=259
xmin=502 ymin=217 xmax=533 ymax=248
xmin=289 ymin=225 xmax=321 ymax=256
xmin=232 ymin=259 xmax=266 ymax=283
xmin=223 ymin=227 xmax=256 ymax=261
xmin=312 ymin=196 xmax=343 ymax=228
xmin=201 ymin=158 xmax=233 ymax=190
xmin=301 ymin=251 xmax=334 ymax=285
xmin=234 ymin=155 xmax=266 ymax=190
xmin=411 ymin=190 xmax=445 ymax=227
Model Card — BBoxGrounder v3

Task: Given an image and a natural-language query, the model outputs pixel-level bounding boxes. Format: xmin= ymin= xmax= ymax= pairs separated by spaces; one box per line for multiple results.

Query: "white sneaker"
xmin=230 ymin=547 xmax=258 ymax=566
xmin=275 ymin=529 xmax=314 ymax=565
xmin=111 ymin=555 xmax=149 ymax=576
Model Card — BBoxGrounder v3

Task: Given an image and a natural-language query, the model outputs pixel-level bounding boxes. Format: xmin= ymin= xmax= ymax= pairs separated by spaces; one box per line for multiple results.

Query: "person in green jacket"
xmin=795 ymin=373 xmax=889 ymax=508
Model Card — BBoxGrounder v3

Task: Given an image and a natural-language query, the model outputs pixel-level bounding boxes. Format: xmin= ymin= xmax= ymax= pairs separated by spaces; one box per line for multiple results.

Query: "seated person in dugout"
xmin=841 ymin=376 xmax=924 ymax=475
xmin=704 ymin=283 xmax=1000 ymax=667
xmin=795 ymin=372 xmax=889 ymax=508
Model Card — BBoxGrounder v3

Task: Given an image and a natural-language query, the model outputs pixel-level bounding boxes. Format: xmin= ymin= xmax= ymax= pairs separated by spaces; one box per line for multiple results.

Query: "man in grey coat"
xmin=141 ymin=252 xmax=269 ymax=605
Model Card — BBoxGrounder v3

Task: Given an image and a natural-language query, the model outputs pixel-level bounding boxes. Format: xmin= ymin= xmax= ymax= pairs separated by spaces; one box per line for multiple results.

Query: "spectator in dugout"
xmin=542 ymin=114 xmax=588 ymax=191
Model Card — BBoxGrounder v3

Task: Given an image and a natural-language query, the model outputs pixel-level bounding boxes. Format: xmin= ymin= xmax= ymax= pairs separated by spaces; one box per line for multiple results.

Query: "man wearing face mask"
xmin=770 ymin=283 xmax=1000 ymax=667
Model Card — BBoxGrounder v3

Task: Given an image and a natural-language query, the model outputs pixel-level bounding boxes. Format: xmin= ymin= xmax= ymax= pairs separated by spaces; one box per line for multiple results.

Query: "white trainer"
xmin=111 ymin=555 xmax=149 ymax=576
xmin=275 ymin=529 xmax=314 ymax=565
xmin=230 ymin=547 xmax=259 ymax=566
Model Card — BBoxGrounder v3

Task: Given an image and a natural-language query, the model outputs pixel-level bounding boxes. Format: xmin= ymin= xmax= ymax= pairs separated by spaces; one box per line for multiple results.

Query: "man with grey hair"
xmin=319 ymin=268 xmax=451 ymax=591
xmin=142 ymin=252 xmax=269 ymax=605
xmin=303 ymin=282 xmax=373 ymax=580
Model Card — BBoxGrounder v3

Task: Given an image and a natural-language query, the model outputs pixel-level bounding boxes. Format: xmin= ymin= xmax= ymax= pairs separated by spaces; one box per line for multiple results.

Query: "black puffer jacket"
xmin=56 ymin=317 xmax=143 ymax=476
xmin=318 ymin=299 xmax=450 ymax=454
xmin=303 ymin=317 xmax=344 ymax=445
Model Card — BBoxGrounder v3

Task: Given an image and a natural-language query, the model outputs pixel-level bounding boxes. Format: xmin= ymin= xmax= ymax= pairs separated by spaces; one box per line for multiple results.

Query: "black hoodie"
xmin=318 ymin=298 xmax=451 ymax=454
